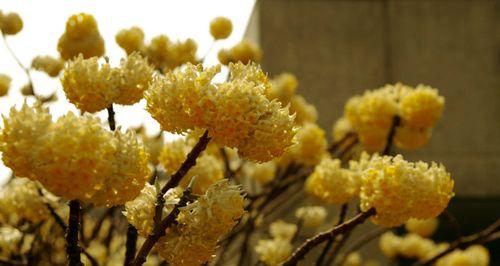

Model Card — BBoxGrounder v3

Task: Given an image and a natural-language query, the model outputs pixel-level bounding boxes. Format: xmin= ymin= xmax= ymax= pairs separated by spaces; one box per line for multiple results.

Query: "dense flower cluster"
xmin=0 ymin=178 xmax=53 ymax=223
xmin=404 ymin=218 xmax=439 ymax=238
xmin=209 ymin=16 xmax=232 ymax=40
xmin=242 ymin=161 xmax=277 ymax=185
xmin=295 ymin=206 xmax=327 ymax=227
xmin=218 ymin=39 xmax=262 ymax=65
xmin=359 ymin=154 xmax=454 ymax=227
xmin=146 ymin=62 xmax=296 ymax=162
xmin=115 ymin=27 xmax=198 ymax=71
xmin=61 ymin=52 xmax=153 ymax=112
xmin=57 ymin=13 xmax=105 ymax=60
xmin=0 ymin=73 xmax=11 ymax=97
xmin=341 ymin=83 xmax=444 ymax=152
xmin=31 ymin=55 xmax=64 ymax=77
xmin=0 ymin=103 xmax=150 ymax=206
xmin=157 ymin=180 xmax=245 ymax=266
xmin=138 ymin=131 xmax=164 ymax=165
xmin=0 ymin=10 xmax=23 ymax=35
xmin=306 ymin=157 xmax=358 ymax=204
xmin=435 ymin=245 xmax=490 ymax=266
xmin=269 ymin=220 xmax=298 ymax=241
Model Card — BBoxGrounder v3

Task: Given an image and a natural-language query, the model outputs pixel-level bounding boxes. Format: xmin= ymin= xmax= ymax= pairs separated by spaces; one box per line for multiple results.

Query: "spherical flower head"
xmin=343 ymin=252 xmax=362 ymax=266
xmin=219 ymin=39 xmax=263 ymax=65
xmin=159 ymin=180 xmax=244 ymax=265
xmin=31 ymin=55 xmax=64 ymax=77
xmin=268 ymin=73 xmax=299 ymax=104
xmin=405 ymin=218 xmax=438 ymax=238
xmin=57 ymin=13 xmax=105 ymax=60
xmin=295 ymin=206 xmax=327 ymax=227
xmin=123 ymin=183 xmax=157 ymax=236
xmin=306 ymin=157 xmax=358 ymax=204
xmin=115 ymin=26 xmax=145 ymax=55
xmin=255 ymin=239 xmax=293 ymax=266
xmin=164 ymin=38 xmax=198 ymax=70
xmin=90 ymin=129 xmax=151 ymax=206
xmin=144 ymin=35 xmax=198 ymax=70
xmin=379 ymin=232 xmax=401 ymax=258
xmin=178 ymin=154 xmax=224 ymax=195
xmin=0 ymin=73 xmax=11 ymax=97
xmin=146 ymin=63 xmax=220 ymax=133
xmin=290 ymin=95 xmax=318 ymax=125
xmin=0 ymin=103 xmax=52 ymax=178
xmin=359 ymin=154 xmax=454 ymax=227
xmin=0 ymin=12 xmax=23 ymax=35
xmin=269 ymin=220 xmax=297 ymax=241
xmin=287 ymin=122 xmax=327 ymax=166
xmin=113 ymin=52 xmax=154 ymax=105
xmin=242 ymin=161 xmax=277 ymax=185
xmin=217 ymin=49 xmax=231 ymax=65
xmin=394 ymin=124 xmax=431 ymax=150
xmin=61 ymin=55 xmax=119 ymax=112
xmin=0 ymin=178 xmax=52 ymax=223
xmin=210 ymin=16 xmax=232 ymax=40
xmin=398 ymin=233 xmax=436 ymax=259
xmin=400 ymin=85 xmax=444 ymax=128
xmin=332 ymin=116 xmax=354 ymax=141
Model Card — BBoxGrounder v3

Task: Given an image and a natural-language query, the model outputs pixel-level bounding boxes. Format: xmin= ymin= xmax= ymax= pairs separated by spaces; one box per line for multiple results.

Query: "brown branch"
xmin=124 ymin=224 xmax=138 ymax=266
xmin=107 ymin=105 xmax=116 ymax=131
xmin=413 ymin=218 xmax=500 ymax=266
xmin=383 ymin=116 xmax=400 ymax=155
xmin=316 ymin=203 xmax=349 ymax=266
xmin=328 ymin=132 xmax=356 ymax=154
xmin=441 ymin=210 xmax=463 ymax=238
xmin=153 ymin=130 xmax=210 ymax=225
xmin=66 ymin=200 xmax=83 ymax=266
xmin=132 ymin=186 xmax=194 ymax=266
xmin=282 ymin=208 xmax=376 ymax=266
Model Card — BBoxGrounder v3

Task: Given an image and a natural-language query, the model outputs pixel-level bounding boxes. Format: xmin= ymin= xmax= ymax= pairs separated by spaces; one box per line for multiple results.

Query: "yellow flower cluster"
xmin=282 ymin=122 xmax=327 ymax=166
xmin=332 ymin=116 xmax=354 ymax=141
xmin=61 ymin=52 xmax=153 ymax=112
xmin=295 ymin=206 xmax=327 ymax=227
xmin=255 ymin=220 xmax=297 ymax=266
xmin=343 ymin=252 xmax=362 ymax=266
xmin=146 ymin=63 xmax=296 ymax=162
xmin=242 ymin=161 xmax=277 ymax=185
xmin=342 ymin=83 xmax=444 ymax=152
xmin=0 ymin=178 xmax=52 ymax=224
xmin=57 ymin=13 xmax=105 ymax=60
xmin=209 ymin=17 xmax=232 ymax=40
xmin=0 ymin=10 xmax=23 ymax=35
xmin=359 ymin=154 xmax=454 ymax=227
xmin=255 ymin=239 xmax=293 ymax=266
xmin=379 ymin=232 xmax=437 ymax=259
xmin=159 ymin=139 xmax=224 ymax=194
xmin=306 ymin=157 xmax=358 ymax=204
xmin=435 ymin=245 xmax=490 ymax=266
xmin=0 ymin=225 xmax=22 ymax=258
xmin=0 ymin=73 xmax=11 ymax=97
xmin=138 ymin=131 xmax=164 ymax=165
xmin=0 ymin=103 xmax=150 ymax=206
xmin=290 ymin=95 xmax=319 ymax=125
xmin=115 ymin=27 xmax=198 ymax=70
xmin=31 ymin=55 xmax=64 ymax=77
xmin=405 ymin=218 xmax=439 ymax=238
xmin=218 ymin=39 xmax=262 ymax=65
xmin=158 ymin=180 xmax=244 ymax=266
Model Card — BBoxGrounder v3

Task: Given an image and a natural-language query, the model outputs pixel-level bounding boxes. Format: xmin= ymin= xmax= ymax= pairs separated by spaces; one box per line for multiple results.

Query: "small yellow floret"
xmin=218 ymin=39 xmax=262 ymax=65
xmin=255 ymin=239 xmax=293 ymax=266
xmin=405 ymin=218 xmax=439 ymax=238
xmin=115 ymin=26 xmax=145 ymax=55
xmin=0 ymin=12 xmax=23 ymax=35
xmin=0 ymin=74 xmax=11 ymax=97
xmin=210 ymin=17 xmax=232 ymax=40
xmin=57 ymin=13 xmax=105 ymax=60
xmin=295 ymin=206 xmax=327 ymax=227
xmin=400 ymin=85 xmax=444 ymax=128
xmin=31 ymin=55 xmax=64 ymax=77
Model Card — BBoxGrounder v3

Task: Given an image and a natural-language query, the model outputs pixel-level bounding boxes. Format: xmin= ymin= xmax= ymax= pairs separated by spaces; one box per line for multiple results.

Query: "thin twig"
xmin=132 ymin=185 xmax=194 ymax=266
xmin=107 ymin=105 xmax=116 ymax=131
xmin=383 ymin=116 xmax=400 ymax=155
xmin=66 ymin=200 xmax=83 ymax=266
xmin=1 ymin=33 xmax=35 ymax=96
xmin=316 ymin=203 xmax=348 ymax=265
xmin=441 ymin=210 xmax=463 ymax=239
xmin=413 ymin=219 xmax=500 ymax=266
xmin=153 ymin=130 xmax=210 ymax=225
xmin=282 ymin=208 xmax=376 ymax=266
xmin=124 ymin=224 xmax=138 ymax=266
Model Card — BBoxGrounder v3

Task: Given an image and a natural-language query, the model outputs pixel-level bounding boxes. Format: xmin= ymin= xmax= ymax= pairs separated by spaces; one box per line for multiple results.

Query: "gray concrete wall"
xmin=259 ymin=0 xmax=500 ymax=197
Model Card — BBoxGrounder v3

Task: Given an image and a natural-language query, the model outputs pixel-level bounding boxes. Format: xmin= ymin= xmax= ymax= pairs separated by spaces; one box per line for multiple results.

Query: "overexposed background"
xmin=0 ymin=0 xmax=256 ymax=184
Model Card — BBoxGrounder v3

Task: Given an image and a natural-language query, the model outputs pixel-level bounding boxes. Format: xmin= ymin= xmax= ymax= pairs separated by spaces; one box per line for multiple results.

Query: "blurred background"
xmin=1 ymin=0 xmax=499 ymax=264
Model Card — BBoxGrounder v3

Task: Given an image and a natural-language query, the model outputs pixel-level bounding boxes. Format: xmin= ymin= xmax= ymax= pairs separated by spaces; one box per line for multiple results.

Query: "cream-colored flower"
xmin=295 ymin=206 xmax=327 ymax=227
xmin=400 ymin=85 xmax=444 ymax=128
xmin=405 ymin=218 xmax=439 ymax=238
xmin=268 ymin=73 xmax=298 ymax=104
xmin=255 ymin=239 xmax=293 ymax=266
xmin=269 ymin=220 xmax=297 ymax=241
xmin=242 ymin=161 xmax=277 ymax=185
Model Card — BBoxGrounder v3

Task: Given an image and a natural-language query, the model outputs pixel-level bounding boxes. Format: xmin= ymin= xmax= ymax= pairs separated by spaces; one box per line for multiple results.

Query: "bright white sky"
xmin=0 ymin=0 xmax=256 ymax=183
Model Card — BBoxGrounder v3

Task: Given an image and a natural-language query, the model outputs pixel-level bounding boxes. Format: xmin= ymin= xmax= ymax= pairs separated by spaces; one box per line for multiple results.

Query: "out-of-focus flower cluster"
xmin=0 ymin=10 xmax=23 ymax=35
xmin=0 ymin=103 xmax=150 ymax=206
xmin=0 ymin=73 xmax=11 ymax=97
xmin=255 ymin=220 xmax=297 ymax=266
xmin=58 ymin=13 xmax=105 ymax=60
xmin=335 ymin=83 xmax=444 ymax=152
